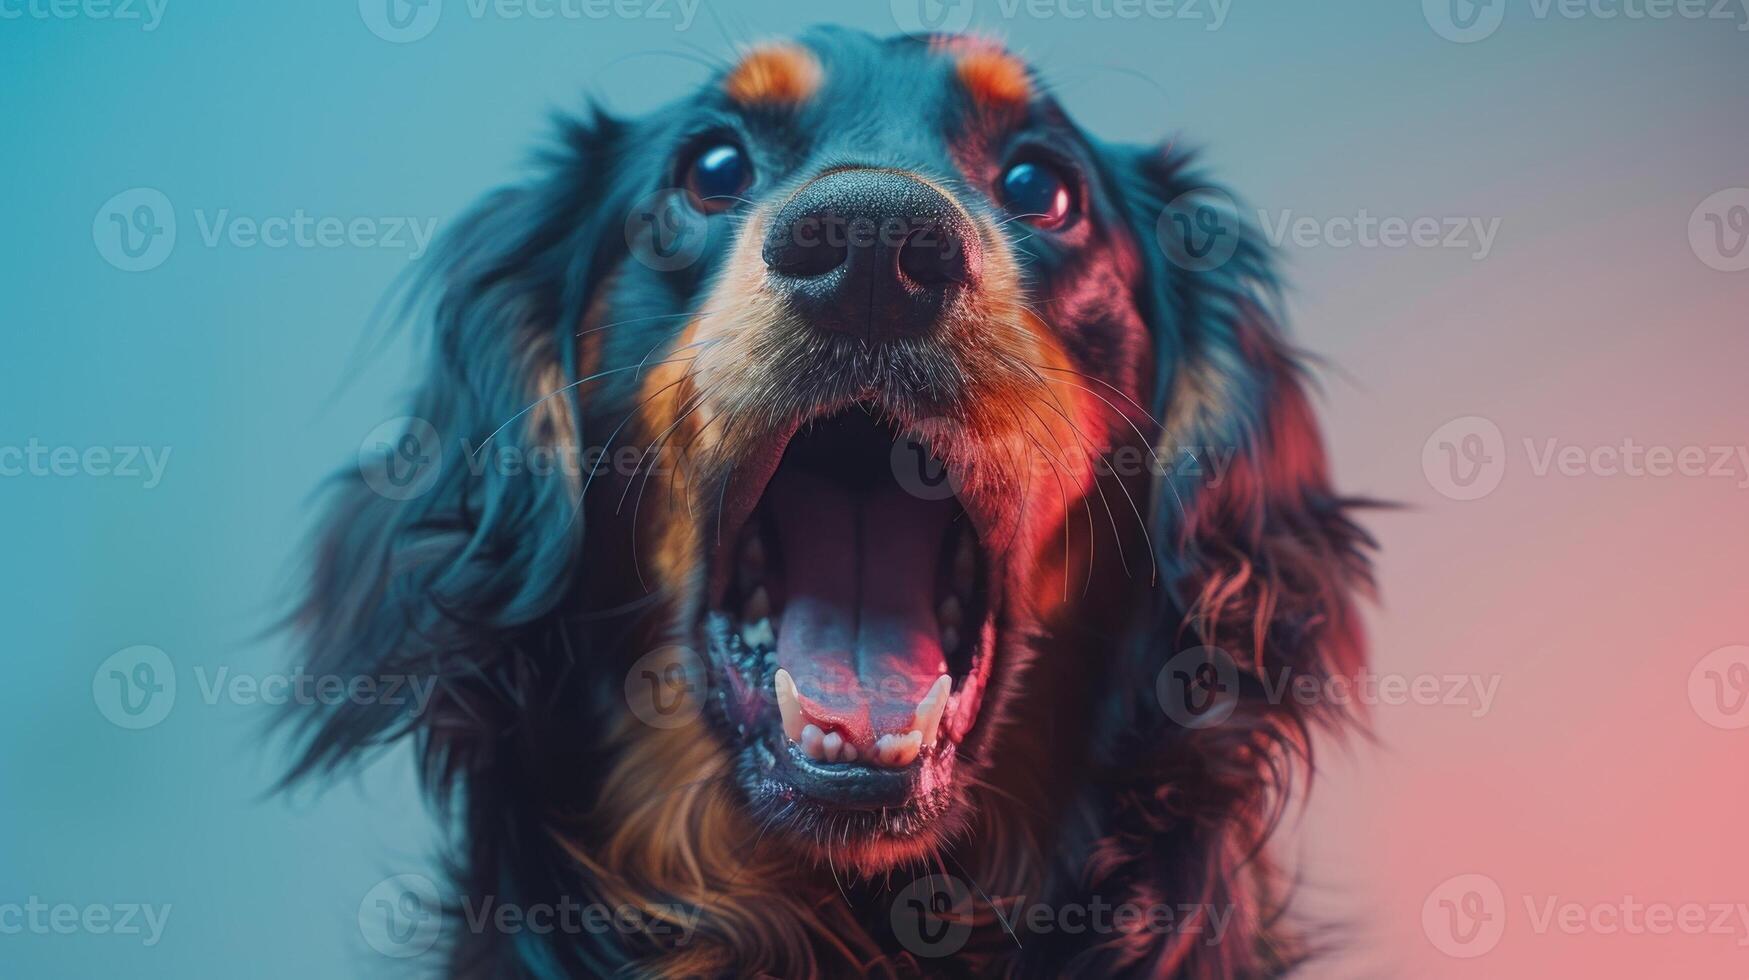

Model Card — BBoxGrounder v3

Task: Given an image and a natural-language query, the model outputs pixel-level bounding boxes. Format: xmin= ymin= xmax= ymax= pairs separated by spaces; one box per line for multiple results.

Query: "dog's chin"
xmin=695 ymin=408 xmax=1008 ymax=872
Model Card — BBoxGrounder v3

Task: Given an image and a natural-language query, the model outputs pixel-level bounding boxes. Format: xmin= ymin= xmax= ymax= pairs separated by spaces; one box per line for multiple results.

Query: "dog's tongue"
xmin=766 ymin=468 xmax=950 ymax=748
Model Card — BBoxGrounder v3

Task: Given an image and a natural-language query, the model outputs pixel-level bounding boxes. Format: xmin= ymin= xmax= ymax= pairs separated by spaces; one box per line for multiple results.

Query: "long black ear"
xmin=281 ymin=111 xmax=627 ymax=793
xmin=1077 ymin=143 xmax=1375 ymax=978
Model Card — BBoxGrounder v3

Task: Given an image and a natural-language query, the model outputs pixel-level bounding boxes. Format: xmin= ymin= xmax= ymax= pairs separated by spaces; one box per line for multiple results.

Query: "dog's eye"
xmin=998 ymin=160 xmax=1074 ymax=229
xmin=683 ymin=143 xmax=753 ymax=212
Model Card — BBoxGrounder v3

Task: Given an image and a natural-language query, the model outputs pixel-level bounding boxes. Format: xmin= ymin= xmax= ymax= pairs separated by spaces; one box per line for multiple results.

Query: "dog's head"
xmin=292 ymin=27 xmax=1370 ymax=975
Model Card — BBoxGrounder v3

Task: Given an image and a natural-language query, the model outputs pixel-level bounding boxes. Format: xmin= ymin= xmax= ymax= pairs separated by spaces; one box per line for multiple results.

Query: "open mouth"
xmin=701 ymin=408 xmax=1001 ymax=839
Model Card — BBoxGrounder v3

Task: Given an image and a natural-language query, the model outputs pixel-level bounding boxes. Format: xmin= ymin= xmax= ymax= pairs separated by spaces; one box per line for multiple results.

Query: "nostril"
xmin=896 ymin=225 xmax=969 ymax=289
xmin=763 ymin=216 xmax=849 ymax=278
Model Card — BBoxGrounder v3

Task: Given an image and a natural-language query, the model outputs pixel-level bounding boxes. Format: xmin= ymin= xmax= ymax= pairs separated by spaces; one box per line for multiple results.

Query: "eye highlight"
xmin=997 ymin=160 xmax=1074 ymax=229
xmin=683 ymin=143 xmax=752 ymax=212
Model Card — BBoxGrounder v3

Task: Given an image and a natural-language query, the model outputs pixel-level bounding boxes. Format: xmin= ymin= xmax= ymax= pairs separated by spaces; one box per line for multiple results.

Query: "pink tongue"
xmin=767 ymin=468 xmax=951 ymax=748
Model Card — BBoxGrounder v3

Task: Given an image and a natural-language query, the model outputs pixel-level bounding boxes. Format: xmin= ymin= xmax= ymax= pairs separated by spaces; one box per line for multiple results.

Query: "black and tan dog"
xmin=289 ymin=27 xmax=1372 ymax=978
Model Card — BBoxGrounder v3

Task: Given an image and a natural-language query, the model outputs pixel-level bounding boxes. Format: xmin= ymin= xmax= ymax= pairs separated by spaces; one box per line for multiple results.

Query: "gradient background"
xmin=4 ymin=1 xmax=1747 ymax=976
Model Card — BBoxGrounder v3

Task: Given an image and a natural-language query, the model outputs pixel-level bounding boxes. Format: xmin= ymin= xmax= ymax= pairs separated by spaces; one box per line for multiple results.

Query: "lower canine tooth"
xmin=774 ymin=669 xmax=803 ymax=741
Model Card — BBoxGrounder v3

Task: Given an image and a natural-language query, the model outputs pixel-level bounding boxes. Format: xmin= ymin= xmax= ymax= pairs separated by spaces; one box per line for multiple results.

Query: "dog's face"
xmin=595 ymin=31 xmax=1155 ymax=869
xmin=297 ymin=26 xmax=1368 ymax=976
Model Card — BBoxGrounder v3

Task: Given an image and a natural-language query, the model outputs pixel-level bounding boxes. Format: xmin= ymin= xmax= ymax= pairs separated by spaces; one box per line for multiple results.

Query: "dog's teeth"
xmin=774 ymin=669 xmax=803 ymax=742
xmin=939 ymin=626 xmax=959 ymax=655
xmin=873 ymin=730 xmax=923 ymax=767
xmin=913 ymin=674 xmax=952 ymax=747
xmin=954 ymin=533 xmax=977 ymax=595
xmin=741 ymin=617 xmax=774 ymax=652
xmin=743 ymin=586 xmax=770 ymax=623
xmin=937 ymin=596 xmax=962 ymax=628
xmin=822 ymin=730 xmax=844 ymax=763
xmin=874 ymin=734 xmax=898 ymax=766
xmin=800 ymin=723 xmax=826 ymax=760
xmin=897 ymin=731 xmax=922 ymax=765
xmin=842 ymin=742 xmax=857 ymax=762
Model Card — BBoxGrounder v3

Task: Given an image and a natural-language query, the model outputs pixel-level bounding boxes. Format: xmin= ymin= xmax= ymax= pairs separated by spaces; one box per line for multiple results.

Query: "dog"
xmin=287 ymin=27 xmax=1373 ymax=978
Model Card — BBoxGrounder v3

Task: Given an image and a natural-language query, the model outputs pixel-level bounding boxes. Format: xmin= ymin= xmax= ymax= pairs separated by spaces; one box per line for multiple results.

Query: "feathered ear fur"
xmin=1068 ymin=144 xmax=1375 ymax=978
xmin=282 ymin=112 xmax=638 ymax=976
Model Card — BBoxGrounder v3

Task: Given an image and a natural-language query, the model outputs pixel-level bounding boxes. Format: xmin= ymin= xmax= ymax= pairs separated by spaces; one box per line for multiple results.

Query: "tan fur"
xmin=955 ymin=47 xmax=1032 ymax=109
xmin=724 ymin=42 xmax=823 ymax=107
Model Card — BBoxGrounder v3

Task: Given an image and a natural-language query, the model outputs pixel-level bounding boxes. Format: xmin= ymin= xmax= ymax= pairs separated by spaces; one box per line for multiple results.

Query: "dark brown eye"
xmin=998 ymin=160 xmax=1074 ymax=228
xmin=683 ymin=143 xmax=752 ymax=213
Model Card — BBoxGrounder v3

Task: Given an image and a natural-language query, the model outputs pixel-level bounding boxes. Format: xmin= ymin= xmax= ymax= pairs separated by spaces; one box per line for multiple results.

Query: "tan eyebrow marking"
xmin=955 ymin=47 xmax=1032 ymax=108
xmin=723 ymin=42 xmax=823 ymax=107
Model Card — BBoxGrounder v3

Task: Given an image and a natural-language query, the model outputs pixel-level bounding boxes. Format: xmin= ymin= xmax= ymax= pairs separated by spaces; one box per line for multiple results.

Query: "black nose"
xmin=762 ymin=169 xmax=980 ymax=340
